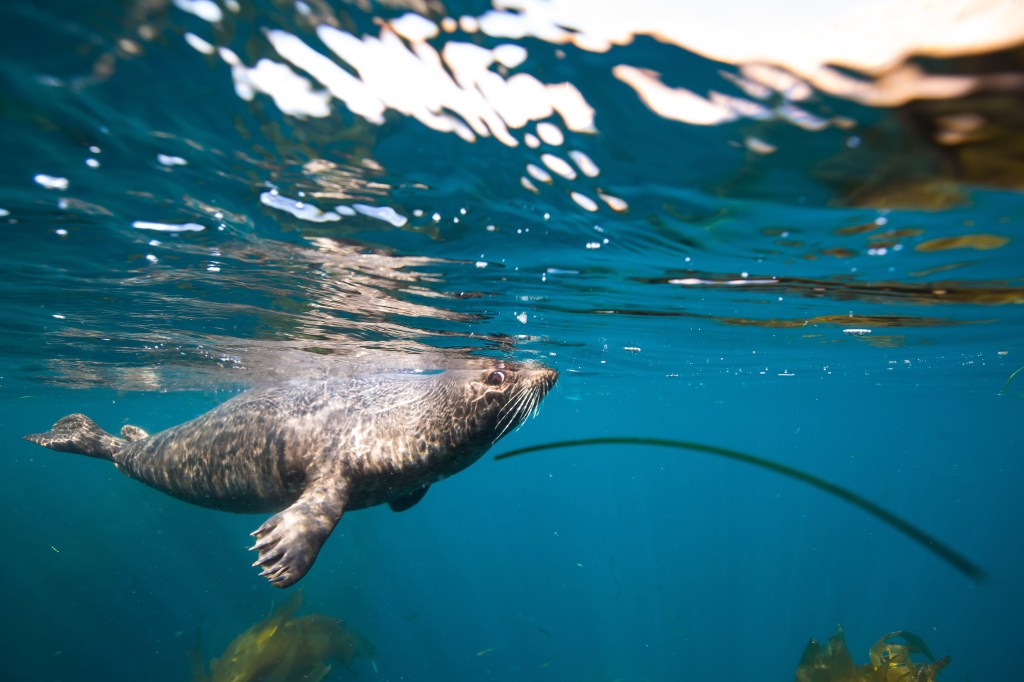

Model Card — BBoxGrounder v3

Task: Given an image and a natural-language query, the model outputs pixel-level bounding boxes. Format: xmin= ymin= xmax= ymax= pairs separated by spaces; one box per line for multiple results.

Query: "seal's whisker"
xmin=495 ymin=388 xmax=532 ymax=439
xmin=528 ymin=394 xmax=542 ymax=419
xmin=499 ymin=386 xmax=528 ymax=419
xmin=495 ymin=403 xmax=523 ymax=439
xmin=497 ymin=386 xmax=543 ymax=439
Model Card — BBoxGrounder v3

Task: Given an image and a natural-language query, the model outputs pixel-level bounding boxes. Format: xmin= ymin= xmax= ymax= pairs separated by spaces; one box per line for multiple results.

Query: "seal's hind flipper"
xmin=23 ymin=414 xmax=126 ymax=461
xmin=249 ymin=478 xmax=347 ymax=588
xmin=388 ymin=485 xmax=429 ymax=512
xmin=120 ymin=424 xmax=149 ymax=442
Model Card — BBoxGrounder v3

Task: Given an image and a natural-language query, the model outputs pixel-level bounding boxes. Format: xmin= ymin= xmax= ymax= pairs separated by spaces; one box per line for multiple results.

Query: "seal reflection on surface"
xmin=24 ymin=360 xmax=557 ymax=587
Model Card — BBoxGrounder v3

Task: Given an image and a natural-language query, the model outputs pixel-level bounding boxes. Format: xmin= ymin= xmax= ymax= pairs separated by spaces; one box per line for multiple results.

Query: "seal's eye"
xmin=485 ymin=370 xmax=506 ymax=386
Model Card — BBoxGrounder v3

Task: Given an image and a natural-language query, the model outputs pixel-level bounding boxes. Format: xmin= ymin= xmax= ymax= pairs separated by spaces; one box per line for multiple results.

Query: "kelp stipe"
xmin=495 ymin=437 xmax=987 ymax=582
xmin=1000 ymin=366 xmax=1024 ymax=395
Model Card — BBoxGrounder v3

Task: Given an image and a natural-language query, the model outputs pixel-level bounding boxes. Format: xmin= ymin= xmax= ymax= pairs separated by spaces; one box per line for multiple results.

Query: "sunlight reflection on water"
xmin=0 ymin=0 xmax=1020 ymax=391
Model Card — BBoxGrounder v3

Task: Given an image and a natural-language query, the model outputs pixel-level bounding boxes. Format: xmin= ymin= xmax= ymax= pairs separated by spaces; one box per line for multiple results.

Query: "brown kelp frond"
xmin=799 ymin=625 xmax=949 ymax=682
xmin=193 ymin=590 xmax=375 ymax=682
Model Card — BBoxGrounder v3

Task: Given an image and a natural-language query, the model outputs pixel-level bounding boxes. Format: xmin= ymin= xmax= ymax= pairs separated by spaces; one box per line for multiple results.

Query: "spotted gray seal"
xmin=24 ymin=360 xmax=557 ymax=587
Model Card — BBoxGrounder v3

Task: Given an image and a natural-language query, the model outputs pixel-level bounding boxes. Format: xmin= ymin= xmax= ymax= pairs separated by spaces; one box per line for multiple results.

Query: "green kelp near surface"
xmin=796 ymin=625 xmax=950 ymax=682
xmin=190 ymin=592 xmax=374 ymax=682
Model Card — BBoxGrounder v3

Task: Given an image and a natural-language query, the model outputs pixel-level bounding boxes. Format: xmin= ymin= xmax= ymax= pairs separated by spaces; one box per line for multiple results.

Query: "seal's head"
xmin=438 ymin=360 xmax=557 ymax=453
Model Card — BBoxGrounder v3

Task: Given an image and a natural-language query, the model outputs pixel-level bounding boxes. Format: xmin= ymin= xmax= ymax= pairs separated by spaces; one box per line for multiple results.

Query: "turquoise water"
xmin=1 ymin=1 xmax=1022 ymax=680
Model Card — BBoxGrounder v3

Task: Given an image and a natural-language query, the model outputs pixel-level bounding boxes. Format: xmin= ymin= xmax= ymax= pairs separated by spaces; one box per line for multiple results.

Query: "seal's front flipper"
xmin=23 ymin=414 xmax=126 ymax=461
xmin=389 ymin=485 xmax=429 ymax=512
xmin=250 ymin=479 xmax=346 ymax=588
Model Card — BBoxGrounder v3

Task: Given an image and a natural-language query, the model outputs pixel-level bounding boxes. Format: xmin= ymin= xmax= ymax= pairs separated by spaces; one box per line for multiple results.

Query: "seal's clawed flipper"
xmin=388 ymin=485 xmax=429 ymax=512
xmin=23 ymin=413 xmax=126 ymax=461
xmin=250 ymin=479 xmax=347 ymax=588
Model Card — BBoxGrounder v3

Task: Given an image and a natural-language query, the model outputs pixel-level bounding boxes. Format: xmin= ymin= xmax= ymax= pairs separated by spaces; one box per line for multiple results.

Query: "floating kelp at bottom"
xmin=796 ymin=625 xmax=949 ymax=682
xmin=190 ymin=591 xmax=374 ymax=682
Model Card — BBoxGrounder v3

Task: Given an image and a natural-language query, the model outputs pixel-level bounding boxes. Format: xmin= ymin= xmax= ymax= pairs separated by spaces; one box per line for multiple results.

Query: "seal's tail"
xmin=23 ymin=413 xmax=127 ymax=461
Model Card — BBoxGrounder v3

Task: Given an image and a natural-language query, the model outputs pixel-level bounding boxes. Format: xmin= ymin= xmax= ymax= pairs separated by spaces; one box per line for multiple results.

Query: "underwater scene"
xmin=1 ymin=0 xmax=1022 ymax=680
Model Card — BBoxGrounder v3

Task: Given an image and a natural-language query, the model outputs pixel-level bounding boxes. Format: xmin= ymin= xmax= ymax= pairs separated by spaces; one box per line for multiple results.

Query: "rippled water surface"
xmin=1 ymin=1 xmax=1022 ymax=680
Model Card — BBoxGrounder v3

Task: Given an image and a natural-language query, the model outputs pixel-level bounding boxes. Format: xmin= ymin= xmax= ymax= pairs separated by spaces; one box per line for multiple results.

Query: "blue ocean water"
xmin=1 ymin=1 xmax=1022 ymax=680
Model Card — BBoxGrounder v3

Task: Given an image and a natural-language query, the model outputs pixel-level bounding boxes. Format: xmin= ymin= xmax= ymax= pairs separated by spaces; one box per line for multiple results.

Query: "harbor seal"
xmin=24 ymin=360 xmax=557 ymax=587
